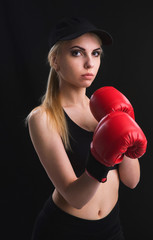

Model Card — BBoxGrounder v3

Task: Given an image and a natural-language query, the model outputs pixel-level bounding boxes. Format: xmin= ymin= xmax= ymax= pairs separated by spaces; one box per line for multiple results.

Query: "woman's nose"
xmin=84 ymin=56 xmax=94 ymax=69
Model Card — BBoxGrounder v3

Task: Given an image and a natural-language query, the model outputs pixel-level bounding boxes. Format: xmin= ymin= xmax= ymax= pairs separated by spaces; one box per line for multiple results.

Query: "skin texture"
xmin=28 ymin=33 xmax=140 ymax=220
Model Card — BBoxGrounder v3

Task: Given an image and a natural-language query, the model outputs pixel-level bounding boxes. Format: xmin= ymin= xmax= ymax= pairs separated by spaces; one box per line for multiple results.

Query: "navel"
xmin=98 ymin=209 xmax=102 ymax=217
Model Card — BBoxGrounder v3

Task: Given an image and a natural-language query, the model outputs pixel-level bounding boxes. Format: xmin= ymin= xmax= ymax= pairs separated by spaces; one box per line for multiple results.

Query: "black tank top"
xmin=64 ymin=111 xmax=117 ymax=178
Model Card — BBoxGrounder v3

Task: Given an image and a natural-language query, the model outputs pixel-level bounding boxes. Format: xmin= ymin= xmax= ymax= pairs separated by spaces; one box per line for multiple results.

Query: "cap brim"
xmin=59 ymin=28 xmax=113 ymax=45
xmin=91 ymin=29 xmax=113 ymax=45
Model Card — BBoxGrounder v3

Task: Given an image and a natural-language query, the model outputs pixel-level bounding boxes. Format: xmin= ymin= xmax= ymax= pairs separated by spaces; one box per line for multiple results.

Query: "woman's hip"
xmin=31 ymin=194 xmax=125 ymax=240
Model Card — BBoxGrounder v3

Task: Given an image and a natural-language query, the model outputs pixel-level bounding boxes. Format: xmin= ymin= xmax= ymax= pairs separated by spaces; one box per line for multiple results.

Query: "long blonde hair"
xmin=43 ymin=42 xmax=70 ymax=149
xmin=27 ymin=41 xmax=70 ymax=149
xmin=27 ymin=34 xmax=102 ymax=149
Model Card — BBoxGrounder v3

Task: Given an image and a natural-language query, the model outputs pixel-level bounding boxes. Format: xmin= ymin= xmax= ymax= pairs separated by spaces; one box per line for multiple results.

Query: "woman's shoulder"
xmin=28 ymin=106 xmax=62 ymax=150
xmin=28 ymin=106 xmax=55 ymax=134
xmin=27 ymin=106 xmax=47 ymax=128
xmin=28 ymin=106 xmax=46 ymax=121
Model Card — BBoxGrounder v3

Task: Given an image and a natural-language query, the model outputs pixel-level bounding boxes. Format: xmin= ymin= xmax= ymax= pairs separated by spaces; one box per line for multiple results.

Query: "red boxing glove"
xmin=90 ymin=86 xmax=135 ymax=121
xmin=86 ymin=112 xmax=147 ymax=182
xmin=92 ymin=111 xmax=147 ymax=165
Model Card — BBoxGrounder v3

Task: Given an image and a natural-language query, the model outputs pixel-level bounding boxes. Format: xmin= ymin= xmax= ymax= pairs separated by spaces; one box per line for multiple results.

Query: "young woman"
xmin=27 ymin=17 xmax=146 ymax=240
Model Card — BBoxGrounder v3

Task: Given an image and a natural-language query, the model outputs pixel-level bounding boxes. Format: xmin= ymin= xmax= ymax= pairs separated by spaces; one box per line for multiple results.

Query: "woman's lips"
xmin=81 ymin=73 xmax=94 ymax=80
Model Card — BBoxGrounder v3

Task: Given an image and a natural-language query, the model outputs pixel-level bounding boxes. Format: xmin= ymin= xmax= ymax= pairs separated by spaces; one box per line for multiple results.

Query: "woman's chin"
xmin=80 ymin=80 xmax=94 ymax=88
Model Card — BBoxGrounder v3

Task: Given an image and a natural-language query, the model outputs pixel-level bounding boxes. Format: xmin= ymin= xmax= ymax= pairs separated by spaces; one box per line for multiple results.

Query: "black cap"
xmin=48 ymin=17 xmax=113 ymax=49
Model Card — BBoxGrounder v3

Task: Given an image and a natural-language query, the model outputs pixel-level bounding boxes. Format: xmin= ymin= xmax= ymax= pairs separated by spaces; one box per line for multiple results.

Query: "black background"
xmin=1 ymin=1 xmax=153 ymax=239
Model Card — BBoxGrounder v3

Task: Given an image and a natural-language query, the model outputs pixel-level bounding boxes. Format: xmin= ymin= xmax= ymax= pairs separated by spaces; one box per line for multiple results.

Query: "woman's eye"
xmin=71 ymin=50 xmax=82 ymax=57
xmin=92 ymin=51 xmax=101 ymax=57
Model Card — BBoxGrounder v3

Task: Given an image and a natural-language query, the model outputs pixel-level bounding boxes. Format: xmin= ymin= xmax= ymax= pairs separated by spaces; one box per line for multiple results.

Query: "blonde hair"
xmin=26 ymin=34 xmax=103 ymax=149
xmin=26 ymin=41 xmax=70 ymax=149
xmin=43 ymin=42 xmax=70 ymax=149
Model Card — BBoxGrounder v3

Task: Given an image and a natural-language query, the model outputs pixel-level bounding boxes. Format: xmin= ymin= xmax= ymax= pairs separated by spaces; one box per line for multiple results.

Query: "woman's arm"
xmin=118 ymin=155 xmax=140 ymax=189
xmin=28 ymin=108 xmax=100 ymax=209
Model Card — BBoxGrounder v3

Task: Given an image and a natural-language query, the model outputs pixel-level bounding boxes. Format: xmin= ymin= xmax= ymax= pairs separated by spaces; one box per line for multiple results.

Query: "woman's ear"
xmin=52 ymin=56 xmax=60 ymax=72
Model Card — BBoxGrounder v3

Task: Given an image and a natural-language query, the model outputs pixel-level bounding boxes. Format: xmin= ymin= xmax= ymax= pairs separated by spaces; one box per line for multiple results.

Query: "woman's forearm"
xmin=63 ymin=172 xmax=100 ymax=209
xmin=118 ymin=155 xmax=140 ymax=189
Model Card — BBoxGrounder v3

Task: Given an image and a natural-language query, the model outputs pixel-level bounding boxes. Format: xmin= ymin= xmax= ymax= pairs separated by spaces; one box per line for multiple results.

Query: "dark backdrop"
xmin=1 ymin=1 xmax=152 ymax=239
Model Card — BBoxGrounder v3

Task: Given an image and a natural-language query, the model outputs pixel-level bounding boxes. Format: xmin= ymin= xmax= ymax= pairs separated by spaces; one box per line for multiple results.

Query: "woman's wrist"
xmin=86 ymin=150 xmax=112 ymax=183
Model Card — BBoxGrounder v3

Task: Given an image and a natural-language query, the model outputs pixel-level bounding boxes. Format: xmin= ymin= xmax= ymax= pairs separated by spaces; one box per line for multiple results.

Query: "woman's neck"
xmin=59 ymin=83 xmax=88 ymax=108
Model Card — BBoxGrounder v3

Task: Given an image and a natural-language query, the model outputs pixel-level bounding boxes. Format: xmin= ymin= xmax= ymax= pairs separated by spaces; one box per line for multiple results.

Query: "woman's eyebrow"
xmin=70 ymin=46 xmax=102 ymax=51
xmin=70 ymin=46 xmax=85 ymax=51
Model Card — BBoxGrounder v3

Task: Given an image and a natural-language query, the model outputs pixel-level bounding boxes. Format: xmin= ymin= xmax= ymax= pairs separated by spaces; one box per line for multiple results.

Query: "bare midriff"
xmin=52 ymin=169 xmax=119 ymax=220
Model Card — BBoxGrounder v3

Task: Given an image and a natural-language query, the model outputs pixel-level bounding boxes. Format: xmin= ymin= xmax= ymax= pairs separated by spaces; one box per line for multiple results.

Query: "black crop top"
xmin=64 ymin=111 xmax=117 ymax=178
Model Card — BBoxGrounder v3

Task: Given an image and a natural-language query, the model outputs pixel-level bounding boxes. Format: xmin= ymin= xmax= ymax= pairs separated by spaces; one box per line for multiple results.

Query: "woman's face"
xmin=55 ymin=33 xmax=102 ymax=89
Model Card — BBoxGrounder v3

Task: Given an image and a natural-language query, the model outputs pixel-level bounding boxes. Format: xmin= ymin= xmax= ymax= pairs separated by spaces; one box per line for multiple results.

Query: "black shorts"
xmin=31 ymin=195 xmax=125 ymax=240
